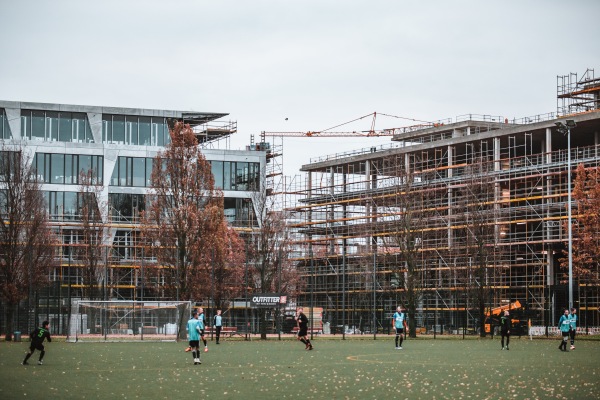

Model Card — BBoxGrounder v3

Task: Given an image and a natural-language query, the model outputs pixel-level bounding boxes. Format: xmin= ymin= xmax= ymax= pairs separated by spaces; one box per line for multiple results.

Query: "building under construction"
xmin=287 ymin=69 xmax=600 ymax=334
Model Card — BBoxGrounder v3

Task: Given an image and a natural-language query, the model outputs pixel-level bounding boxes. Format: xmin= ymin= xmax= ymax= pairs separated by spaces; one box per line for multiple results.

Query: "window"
xmin=0 ymin=151 xmax=20 ymax=182
xmin=44 ymin=191 xmax=84 ymax=220
xmin=111 ymin=156 xmax=154 ymax=187
xmin=103 ymin=114 xmax=170 ymax=146
xmin=33 ymin=153 xmax=103 ymax=185
xmin=0 ymin=109 xmax=12 ymax=139
xmin=223 ymin=197 xmax=257 ymax=227
xmin=21 ymin=110 xmax=93 ymax=143
xmin=209 ymin=160 xmax=259 ymax=191
xmin=109 ymin=194 xmax=146 ymax=222
xmin=211 ymin=161 xmax=223 ymax=189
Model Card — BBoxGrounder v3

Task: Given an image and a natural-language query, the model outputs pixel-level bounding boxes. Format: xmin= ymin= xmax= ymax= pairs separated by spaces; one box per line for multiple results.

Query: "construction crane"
xmin=261 ymin=112 xmax=434 ymax=138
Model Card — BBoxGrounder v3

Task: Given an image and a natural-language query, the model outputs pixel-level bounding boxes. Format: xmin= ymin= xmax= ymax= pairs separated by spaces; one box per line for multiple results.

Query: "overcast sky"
xmin=2 ymin=0 xmax=599 ymax=177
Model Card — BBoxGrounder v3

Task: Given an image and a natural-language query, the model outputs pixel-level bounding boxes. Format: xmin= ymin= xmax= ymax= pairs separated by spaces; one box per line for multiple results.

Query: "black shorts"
xmin=189 ymin=340 xmax=200 ymax=348
xmin=297 ymin=329 xmax=308 ymax=337
xmin=501 ymin=330 xmax=510 ymax=336
xmin=199 ymin=329 xmax=205 ymax=337
xmin=395 ymin=328 xmax=404 ymax=335
xmin=29 ymin=342 xmax=44 ymax=352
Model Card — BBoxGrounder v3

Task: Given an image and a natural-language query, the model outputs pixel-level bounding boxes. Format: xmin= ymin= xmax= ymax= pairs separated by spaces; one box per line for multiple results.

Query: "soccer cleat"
xmin=308 ymin=344 xmax=313 ymax=350
xmin=395 ymin=347 xmax=400 ymax=350
xmin=194 ymin=358 xmax=199 ymax=365
xmin=38 ymin=360 xmax=43 ymax=365
xmin=398 ymin=346 xmax=403 ymax=350
xmin=570 ymin=345 xmax=575 ymax=350
xmin=204 ymin=347 xmax=208 ymax=353
xmin=506 ymin=347 xmax=509 ymax=351
xmin=21 ymin=361 xmax=28 ymax=365
xmin=185 ymin=347 xmax=191 ymax=352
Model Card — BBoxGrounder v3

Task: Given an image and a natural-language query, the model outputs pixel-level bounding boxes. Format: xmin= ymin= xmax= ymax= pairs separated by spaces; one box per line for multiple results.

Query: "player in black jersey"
xmin=22 ymin=320 xmax=52 ymax=365
xmin=295 ymin=307 xmax=313 ymax=350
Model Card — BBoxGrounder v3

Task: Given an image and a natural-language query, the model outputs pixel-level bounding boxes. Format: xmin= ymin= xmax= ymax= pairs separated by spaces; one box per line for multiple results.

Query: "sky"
xmin=1 ymin=0 xmax=600 ymax=178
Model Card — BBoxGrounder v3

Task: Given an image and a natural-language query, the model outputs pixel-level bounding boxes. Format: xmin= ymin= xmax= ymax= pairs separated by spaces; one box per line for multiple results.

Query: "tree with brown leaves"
xmin=560 ymin=164 xmax=600 ymax=286
xmin=0 ymin=148 xmax=56 ymax=340
xmin=140 ymin=122 xmax=232 ymax=302
xmin=194 ymin=212 xmax=246 ymax=309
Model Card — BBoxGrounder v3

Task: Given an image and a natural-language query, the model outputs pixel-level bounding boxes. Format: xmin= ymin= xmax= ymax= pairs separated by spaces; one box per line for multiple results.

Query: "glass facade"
xmin=111 ymin=157 xmax=153 ymax=187
xmin=110 ymin=157 xmax=260 ymax=191
xmin=33 ymin=153 xmax=104 ymax=185
xmin=109 ymin=193 xmax=146 ymax=223
xmin=102 ymin=114 xmax=170 ymax=146
xmin=21 ymin=109 xmax=93 ymax=143
xmin=0 ymin=151 xmax=20 ymax=182
xmin=211 ymin=160 xmax=260 ymax=191
xmin=0 ymin=109 xmax=12 ymax=139
xmin=224 ymin=197 xmax=258 ymax=227
xmin=44 ymin=191 xmax=80 ymax=220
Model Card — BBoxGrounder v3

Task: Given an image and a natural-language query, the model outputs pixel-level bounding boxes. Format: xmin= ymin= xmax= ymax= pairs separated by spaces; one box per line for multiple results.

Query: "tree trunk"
xmin=4 ymin=303 xmax=15 ymax=341
xmin=259 ymin=309 xmax=267 ymax=340
xmin=479 ymin=293 xmax=486 ymax=338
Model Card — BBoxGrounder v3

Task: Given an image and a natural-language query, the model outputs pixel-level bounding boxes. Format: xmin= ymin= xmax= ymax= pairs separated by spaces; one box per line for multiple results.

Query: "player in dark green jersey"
xmin=500 ymin=310 xmax=511 ymax=350
xmin=22 ymin=321 xmax=52 ymax=365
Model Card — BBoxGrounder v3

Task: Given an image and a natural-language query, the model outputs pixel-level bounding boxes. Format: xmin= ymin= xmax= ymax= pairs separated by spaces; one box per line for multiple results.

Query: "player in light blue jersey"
xmin=213 ymin=309 xmax=223 ymax=344
xmin=558 ymin=308 xmax=571 ymax=352
xmin=186 ymin=311 xmax=202 ymax=364
xmin=392 ymin=306 xmax=407 ymax=349
xmin=569 ymin=308 xmax=577 ymax=350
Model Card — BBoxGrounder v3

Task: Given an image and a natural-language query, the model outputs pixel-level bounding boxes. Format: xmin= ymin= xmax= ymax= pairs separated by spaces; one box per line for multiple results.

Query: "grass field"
xmin=1 ymin=336 xmax=599 ymax=399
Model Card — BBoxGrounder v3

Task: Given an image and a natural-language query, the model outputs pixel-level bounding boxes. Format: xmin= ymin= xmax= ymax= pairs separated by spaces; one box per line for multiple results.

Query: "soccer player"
xmin=198 ymin=307 xmax=208 ymax=352
xmin=500 ymin=310 xmax=511 ymax=350
xmin=392 ymin=306 xmax=407 ymax=349
xmin=22 ymin=320 xmax=51 ymax=365
xmin=186 ymin=311 xmax=202 ymax=364
xmin=558 ymin=308 xmax=571 ymax=351
xmin=569 ymin=308 xmax=577 ymax=350
xmin=295 ymin=307 xmax=313 ymax=350
xmin=213 ymin=309 xmax=222 ymax=344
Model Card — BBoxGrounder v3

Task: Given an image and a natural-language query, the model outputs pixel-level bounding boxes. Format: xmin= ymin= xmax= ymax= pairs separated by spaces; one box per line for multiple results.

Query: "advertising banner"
xmin=250 ymin=294 xmax=287 ymax=308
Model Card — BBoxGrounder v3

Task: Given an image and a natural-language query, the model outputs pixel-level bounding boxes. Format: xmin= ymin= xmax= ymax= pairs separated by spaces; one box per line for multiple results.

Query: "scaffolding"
xmin=287 ymin=95 xmax=600 ymax=334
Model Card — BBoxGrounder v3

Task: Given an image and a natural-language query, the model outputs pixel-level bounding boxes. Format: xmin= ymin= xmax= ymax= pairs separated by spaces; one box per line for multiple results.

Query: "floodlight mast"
xmin=555 ymin=119 xmax=576 ymax=310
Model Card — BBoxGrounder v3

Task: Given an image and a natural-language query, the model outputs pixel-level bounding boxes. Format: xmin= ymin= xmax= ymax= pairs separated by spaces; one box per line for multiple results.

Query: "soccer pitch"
xmin=1 ymin=337 xmax=598 ymax=399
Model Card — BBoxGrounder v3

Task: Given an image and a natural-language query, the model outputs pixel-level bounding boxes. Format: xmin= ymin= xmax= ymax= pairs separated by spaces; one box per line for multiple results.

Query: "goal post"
xmin=66 ymin=300 xmax=192 ymax=342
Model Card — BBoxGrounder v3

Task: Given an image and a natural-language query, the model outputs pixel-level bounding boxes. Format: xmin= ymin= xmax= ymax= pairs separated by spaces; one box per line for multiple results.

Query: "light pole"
xmin=555 ymin=119 xmax=576 ymax=310
xmin=309 ymin=245 xmax=314 ymax=340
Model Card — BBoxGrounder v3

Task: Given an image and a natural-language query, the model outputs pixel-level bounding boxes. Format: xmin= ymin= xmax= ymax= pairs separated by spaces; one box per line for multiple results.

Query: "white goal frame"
xmin=66 ymin=300 xmax=192 ymax=342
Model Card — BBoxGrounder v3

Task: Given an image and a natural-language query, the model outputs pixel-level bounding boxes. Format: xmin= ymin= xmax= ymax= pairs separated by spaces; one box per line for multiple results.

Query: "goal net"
xmin=66 ymin=300 xmax=192 ymax=342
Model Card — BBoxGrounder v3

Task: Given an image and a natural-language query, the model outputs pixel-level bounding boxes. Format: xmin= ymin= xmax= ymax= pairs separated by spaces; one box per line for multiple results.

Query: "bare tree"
xmin=0 ymin=148 xmax=56 ymax=340
xmin=380 ymin=155 xmax=430 ymax=338
xmin=140 ymin=122 xmax=226 ymax=301
xmin=75 ymin=170 xmax=108 ymax=300
xmin=248 ymin=189 xmax=301 ymax=339
xmin=453 ymin=159 xmax=498 ymax=337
